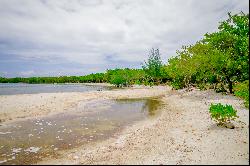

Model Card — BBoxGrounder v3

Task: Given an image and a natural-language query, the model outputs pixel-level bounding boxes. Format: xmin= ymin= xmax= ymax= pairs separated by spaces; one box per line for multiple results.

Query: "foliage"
xmin=165 ymin=12 xmax=249 ymax=93
xmin=203 ymin=12 xmax=249 ymax=93
xmin=233 ymin=80 xmax=249 ymax=108
xmin=142 ymin=48 xmax=163 ymax=84
xmin=105 ymin=68 xmax=146 ymax=87
xmin=209 ymin=103 xmax=239 ymax=125
xmin=0 ymin=74 xmax=106 ymax=84
xmin=0 ymin=69 xmax=147 ymax=87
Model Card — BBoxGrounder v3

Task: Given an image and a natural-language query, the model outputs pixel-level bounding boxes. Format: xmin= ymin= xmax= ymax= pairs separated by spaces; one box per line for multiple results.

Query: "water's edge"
xmin=0 ymin=97 xmax=163 ymax=165
xmin=0 ymin=83 xmax=116 ymax=95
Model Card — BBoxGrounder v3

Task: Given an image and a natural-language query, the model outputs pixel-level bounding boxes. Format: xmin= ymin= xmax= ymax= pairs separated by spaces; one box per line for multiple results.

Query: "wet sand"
xmin=0 ymin=85 xmax=249 ymax=165
xmin=0 ymin=98 xmax=163 ymax=164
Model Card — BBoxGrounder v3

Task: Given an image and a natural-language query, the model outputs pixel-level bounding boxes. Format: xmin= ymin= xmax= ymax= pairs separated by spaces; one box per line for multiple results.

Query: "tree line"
xmin=0 ymin=69 xmax=146 ymax=85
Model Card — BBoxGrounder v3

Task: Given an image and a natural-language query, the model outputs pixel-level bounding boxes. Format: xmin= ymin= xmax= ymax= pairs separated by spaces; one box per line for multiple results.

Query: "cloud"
xmin=0 ymin=0 xmax=249 ymax=77
xmin=20 ymin=70 xmax=35 ymax=77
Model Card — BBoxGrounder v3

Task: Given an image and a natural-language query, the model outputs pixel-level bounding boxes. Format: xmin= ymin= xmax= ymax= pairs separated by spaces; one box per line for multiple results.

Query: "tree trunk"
xmin=228 ymin=80 xmax=233 ymax=93
xmin=226 ymin=76 xmax=233 ymax=93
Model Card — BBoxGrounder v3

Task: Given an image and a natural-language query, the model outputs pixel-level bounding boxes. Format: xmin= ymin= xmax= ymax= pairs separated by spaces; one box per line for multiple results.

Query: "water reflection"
xmin=115 ymin=98 xmax=162 ymax=117
xmin=0 ymin=98 xmax=162 ymax=165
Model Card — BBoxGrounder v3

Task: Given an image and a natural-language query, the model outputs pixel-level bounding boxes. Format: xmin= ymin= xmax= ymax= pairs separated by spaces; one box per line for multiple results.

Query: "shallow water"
xmin=0 ymin=83 xmax=115 ymax=95
xmin=0 ymin=98 xmax=162 ymax=165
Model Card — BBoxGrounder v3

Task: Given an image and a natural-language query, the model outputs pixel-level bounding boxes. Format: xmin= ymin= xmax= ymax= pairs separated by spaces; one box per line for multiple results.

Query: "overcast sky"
xmin=0 ymin=0 xmax=249 ymax=77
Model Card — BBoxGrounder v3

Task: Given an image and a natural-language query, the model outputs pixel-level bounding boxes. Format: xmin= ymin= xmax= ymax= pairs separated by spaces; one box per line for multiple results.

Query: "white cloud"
xmin=20 ymin=70 xmax=35 ymax=77
xmin=0 ymin=0 xmax=249 ymax=76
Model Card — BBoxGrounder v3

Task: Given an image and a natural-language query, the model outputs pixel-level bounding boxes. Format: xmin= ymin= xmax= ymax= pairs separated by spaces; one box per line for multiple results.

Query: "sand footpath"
xmin=0 ymin=85 xmax=248 ymax=164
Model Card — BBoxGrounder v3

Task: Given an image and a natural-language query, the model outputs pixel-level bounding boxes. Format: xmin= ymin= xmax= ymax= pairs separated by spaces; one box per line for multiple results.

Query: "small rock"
xmin=225 ymin=123 xmax=235 ymax=129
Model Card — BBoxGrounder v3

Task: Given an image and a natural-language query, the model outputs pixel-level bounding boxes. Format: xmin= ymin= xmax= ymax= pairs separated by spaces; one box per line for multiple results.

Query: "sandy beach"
xmin=0 ymin=85 xmax=249 ymax=164
xmin=0 ymin=85 xmax=167 ymax=124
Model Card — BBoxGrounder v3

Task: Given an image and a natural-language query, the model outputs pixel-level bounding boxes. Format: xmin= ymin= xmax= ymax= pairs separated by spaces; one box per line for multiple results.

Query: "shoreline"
xmin=40 ymin=87 xmax=249 ymax=165
xmin=0 ymin=85 xmax=249 ymax=164
xmin=0 ymin=85 xmax=169 ymax=124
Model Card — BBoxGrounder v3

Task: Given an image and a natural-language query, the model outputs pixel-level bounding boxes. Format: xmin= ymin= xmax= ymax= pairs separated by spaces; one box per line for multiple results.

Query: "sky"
xmin=0 ymin=0 xmax=249 ymax=77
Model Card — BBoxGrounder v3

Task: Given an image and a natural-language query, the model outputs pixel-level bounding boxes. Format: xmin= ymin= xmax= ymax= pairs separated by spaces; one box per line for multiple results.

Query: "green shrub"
xmin=233 ymin=80 xmax=249 ymax=108
xmin=209 ymin=103 xmax=238 ymax=125
xmin=109 ymin=74 xmax=127 ymax=87
xmin=142 ymin=48 xmax=163 ymax=83
xmin=170 ymin=81 xmax=184 ymax=90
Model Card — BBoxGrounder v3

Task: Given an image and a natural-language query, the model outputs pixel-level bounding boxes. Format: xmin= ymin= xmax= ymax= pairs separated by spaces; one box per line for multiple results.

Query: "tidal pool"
xmin=0 ymin=98 xmax=162 ymax=165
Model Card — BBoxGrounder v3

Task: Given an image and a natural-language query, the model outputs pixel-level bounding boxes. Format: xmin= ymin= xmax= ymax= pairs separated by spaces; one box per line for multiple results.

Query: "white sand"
xmin=0 ymin=85 xmax=248 ymax=164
